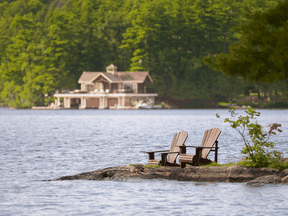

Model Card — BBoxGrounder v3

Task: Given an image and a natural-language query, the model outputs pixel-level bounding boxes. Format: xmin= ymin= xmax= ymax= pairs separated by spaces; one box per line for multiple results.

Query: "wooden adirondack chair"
xmin=179 ymin=128 xmax=221 ymax=168
xmin=145 ymin=131 xmax=188 ymax=167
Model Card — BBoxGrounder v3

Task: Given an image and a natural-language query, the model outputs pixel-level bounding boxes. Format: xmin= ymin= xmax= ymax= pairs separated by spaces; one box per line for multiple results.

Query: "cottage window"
xmin=104 ymin=83 xmax=109 ymax=90
xmin=111 ymin=84 xmax=117 ymax=90
xmin=86 ymin=85 xmax=93 ymax=92
xmin=124 ymin=84 xmax=133 ymax=91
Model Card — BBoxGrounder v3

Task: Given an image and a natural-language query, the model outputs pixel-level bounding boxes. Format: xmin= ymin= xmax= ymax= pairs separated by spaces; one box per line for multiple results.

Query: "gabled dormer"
xmin=106 ymin=64 xmax=118 ymax=75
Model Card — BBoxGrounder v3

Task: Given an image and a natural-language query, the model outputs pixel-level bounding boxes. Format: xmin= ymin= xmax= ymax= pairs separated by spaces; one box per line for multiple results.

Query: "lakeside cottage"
xmin=54 ymin=64 xmax=158 ymax=109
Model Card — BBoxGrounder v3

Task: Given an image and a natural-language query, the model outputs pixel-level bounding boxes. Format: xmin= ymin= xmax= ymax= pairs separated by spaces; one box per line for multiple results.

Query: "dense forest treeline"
xmin=0 ymin=0 xmax=286 ymax=108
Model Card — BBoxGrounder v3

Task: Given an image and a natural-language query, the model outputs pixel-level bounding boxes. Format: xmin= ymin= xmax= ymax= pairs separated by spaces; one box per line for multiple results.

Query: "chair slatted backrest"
xmin=200 ymin=128 xmax=221 ymax=159
xmin=167 ymin=131 xmax=188 ymax=163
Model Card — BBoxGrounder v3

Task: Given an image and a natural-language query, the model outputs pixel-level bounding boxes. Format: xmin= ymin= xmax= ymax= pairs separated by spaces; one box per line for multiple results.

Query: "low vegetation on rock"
xmin=217 ymin=107 xmax=288 ymax=170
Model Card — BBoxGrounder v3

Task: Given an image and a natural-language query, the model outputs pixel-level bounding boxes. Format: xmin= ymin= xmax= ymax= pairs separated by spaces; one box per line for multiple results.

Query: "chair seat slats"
xmin=179 ymin=154 xmax=195 ymax=163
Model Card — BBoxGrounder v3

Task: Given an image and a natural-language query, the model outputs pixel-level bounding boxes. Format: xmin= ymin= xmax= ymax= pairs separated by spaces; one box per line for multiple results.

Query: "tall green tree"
xmin=203 ymin=0 xmax=288 ymax=94
xmin=0 ymin=0 xmax=285 ymax=108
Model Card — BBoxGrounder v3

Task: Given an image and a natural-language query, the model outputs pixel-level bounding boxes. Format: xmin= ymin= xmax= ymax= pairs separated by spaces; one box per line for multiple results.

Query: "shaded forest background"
xmin=0 ymin=0 xmax=287 ymax=108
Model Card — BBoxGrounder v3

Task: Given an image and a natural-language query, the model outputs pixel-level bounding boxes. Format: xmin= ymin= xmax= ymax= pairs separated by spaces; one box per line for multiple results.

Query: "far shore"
xmin=1 ymin=106 xmax=288 ymax=110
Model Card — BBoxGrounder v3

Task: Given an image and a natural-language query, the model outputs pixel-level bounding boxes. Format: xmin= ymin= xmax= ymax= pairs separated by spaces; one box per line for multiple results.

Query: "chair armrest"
xmin=145 ymin=150 xmax=179 ymax=163
xmin=183 ymin=146 xmax=219 ymax=150
xmin=179 ymin=146 xmax=203 ymax=154
xmin=145 ymin=150 xmax=171 ymax=161
xmin=165 ymin=151 xmax=179 ymax=154
xmin=184 ymin=146 xmax=210 ymax=148
xmin=159 ymin=151 xmax=178 ymax=157
xmin=144 ymin=150 xmax=170 ymax=153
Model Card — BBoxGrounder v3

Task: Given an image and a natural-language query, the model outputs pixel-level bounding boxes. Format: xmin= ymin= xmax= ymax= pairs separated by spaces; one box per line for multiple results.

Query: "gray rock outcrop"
xmin=53 ymin=164 xmax=288 ymax=185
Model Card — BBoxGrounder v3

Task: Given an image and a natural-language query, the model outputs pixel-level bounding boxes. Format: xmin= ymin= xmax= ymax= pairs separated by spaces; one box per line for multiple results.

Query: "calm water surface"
xmin=1 ymin=109 xmax=288 ymax=215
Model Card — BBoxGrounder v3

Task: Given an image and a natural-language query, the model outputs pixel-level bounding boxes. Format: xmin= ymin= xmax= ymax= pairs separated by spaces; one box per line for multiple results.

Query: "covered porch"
xmin=55 ymin=93 xmax=158 ymax=109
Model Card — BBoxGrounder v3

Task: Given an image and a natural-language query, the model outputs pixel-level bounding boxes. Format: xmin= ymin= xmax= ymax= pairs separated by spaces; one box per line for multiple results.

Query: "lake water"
xmin=1 ymin=108 xmax=288 ymax=215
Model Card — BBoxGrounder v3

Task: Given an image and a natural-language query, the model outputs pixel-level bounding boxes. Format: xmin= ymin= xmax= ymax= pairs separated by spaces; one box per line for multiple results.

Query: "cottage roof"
xmin=105 ymin=73 xmax=121 ymax=82
xmin=78 ymin=71 xmax=152 ymax=84
xmin=78 ymin=72 xmax=101 ymax=83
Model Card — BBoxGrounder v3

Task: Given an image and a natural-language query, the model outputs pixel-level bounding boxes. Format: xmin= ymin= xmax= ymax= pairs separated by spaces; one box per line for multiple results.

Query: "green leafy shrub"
xmin=44 ymin=97 xmax=56 ymax=106
xmin=223 ymin=107 xmax=284 ymax=168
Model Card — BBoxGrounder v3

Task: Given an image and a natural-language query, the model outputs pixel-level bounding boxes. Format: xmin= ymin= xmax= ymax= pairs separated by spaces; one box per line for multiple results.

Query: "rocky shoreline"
xmin=53 ymin=164 xmax=288 ymax=185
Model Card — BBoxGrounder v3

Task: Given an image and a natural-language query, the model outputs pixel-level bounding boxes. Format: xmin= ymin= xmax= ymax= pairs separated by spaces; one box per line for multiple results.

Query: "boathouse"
xmin=54 ymin=64 xmax=158 ymax=109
